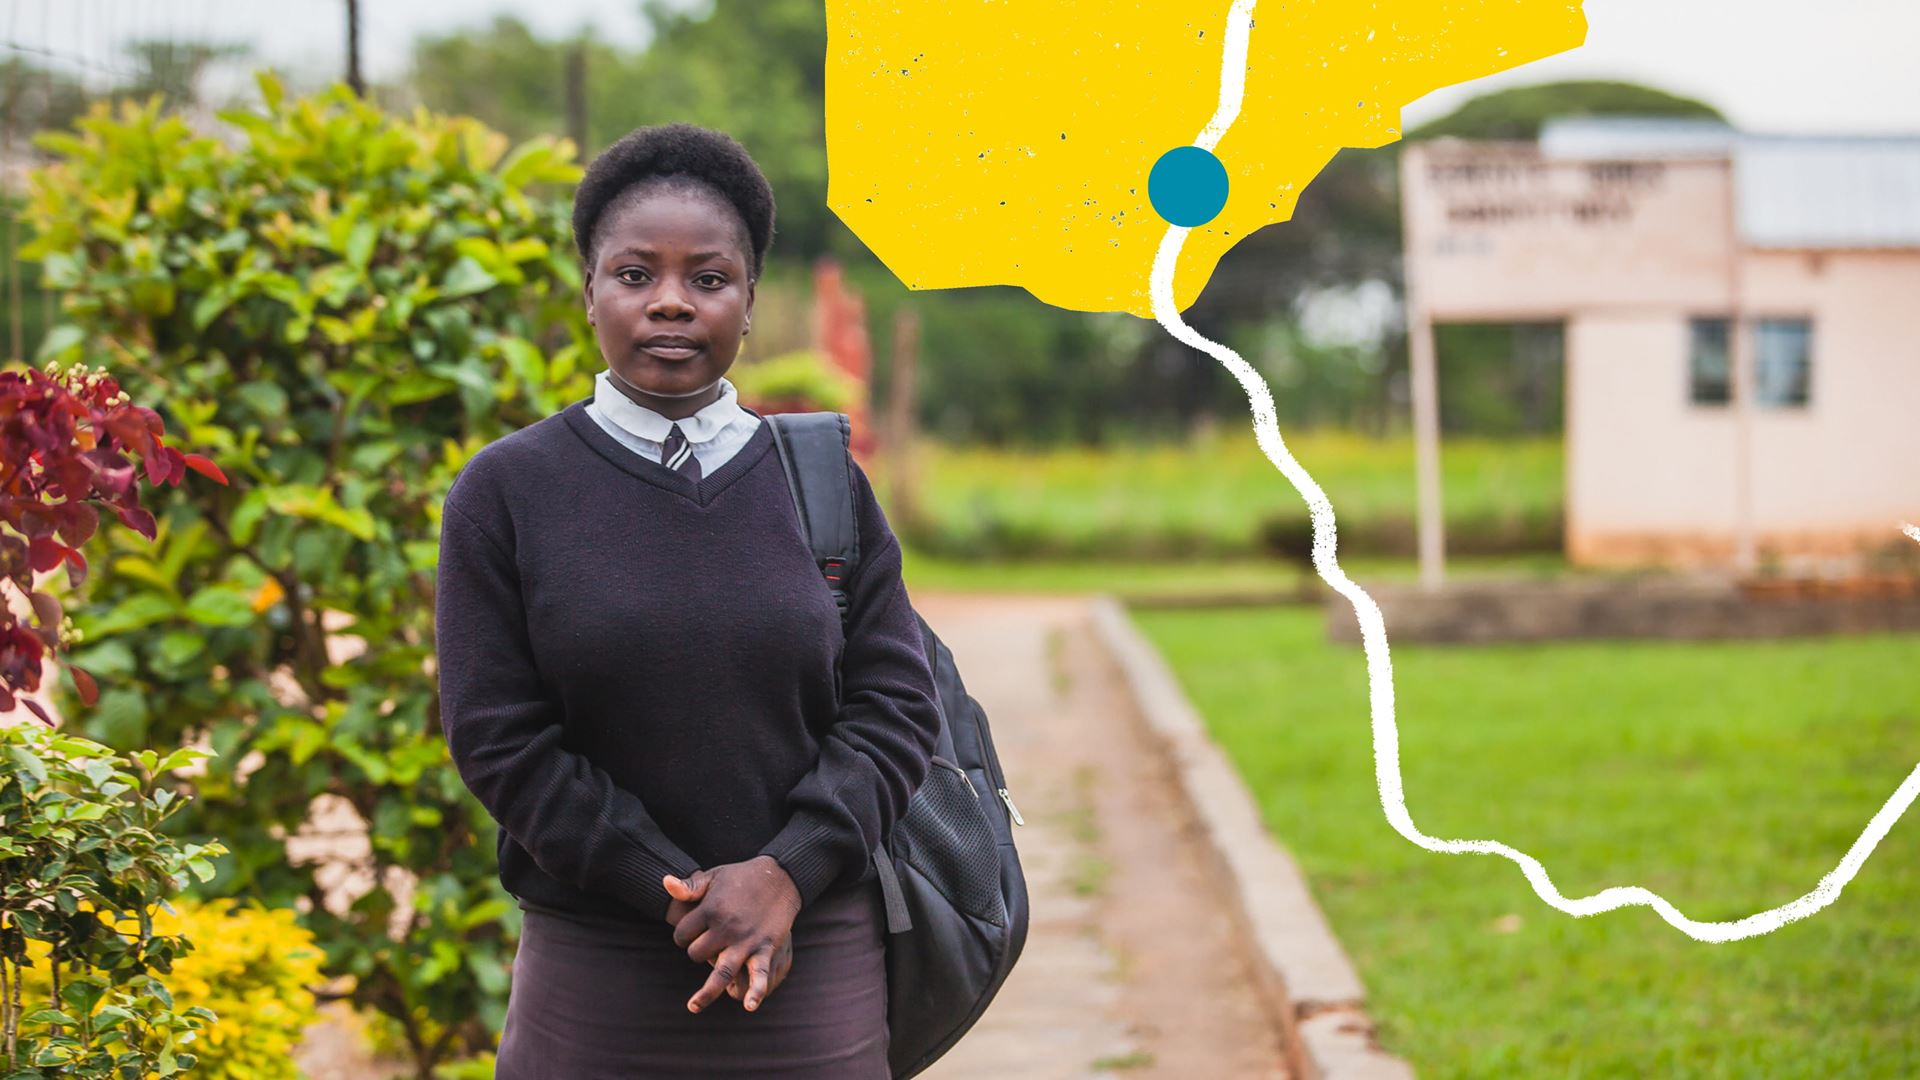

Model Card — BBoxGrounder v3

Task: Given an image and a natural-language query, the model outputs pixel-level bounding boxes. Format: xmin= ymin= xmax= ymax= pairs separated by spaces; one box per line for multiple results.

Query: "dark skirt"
xmin=495 ymin=879 xmax=889 ymax=1079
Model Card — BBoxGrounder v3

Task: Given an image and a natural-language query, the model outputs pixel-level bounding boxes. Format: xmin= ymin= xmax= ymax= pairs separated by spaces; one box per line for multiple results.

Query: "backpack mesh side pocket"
xmin=893 ymin=757 xmax=1006 ymax=926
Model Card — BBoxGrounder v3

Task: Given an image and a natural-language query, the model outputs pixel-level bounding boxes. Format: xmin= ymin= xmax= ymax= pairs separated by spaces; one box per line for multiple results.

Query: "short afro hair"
xmin=571 ymin=123 xmax=777 ymax=281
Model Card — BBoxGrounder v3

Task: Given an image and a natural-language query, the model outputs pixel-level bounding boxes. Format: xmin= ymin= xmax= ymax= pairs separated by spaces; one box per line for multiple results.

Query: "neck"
xmin=607 ymin=371 xmax=722 ymax=421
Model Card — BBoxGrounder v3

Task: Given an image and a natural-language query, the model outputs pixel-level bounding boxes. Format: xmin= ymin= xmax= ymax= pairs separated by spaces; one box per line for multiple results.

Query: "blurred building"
xmin=1400 ymin=118 xmax=1920 ymax=575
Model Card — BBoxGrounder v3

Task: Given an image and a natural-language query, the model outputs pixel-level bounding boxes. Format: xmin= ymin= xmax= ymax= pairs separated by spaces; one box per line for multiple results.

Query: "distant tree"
xmin=1407 ymin=79 xmax=1726 ymax=141
xmin=0 ymin=59 xmax=93 ymax=144
xmin=408 ymin=16 xmax=626 ymax=151
xmin=618 ymin=0 xmax=834 ymax=260
xmin=115 ymin=39 xmax=253 ymax=111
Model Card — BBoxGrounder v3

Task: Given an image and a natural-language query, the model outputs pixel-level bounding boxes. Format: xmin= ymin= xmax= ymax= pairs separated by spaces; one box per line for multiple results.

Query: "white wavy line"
xmin=1905 ymin=522 xmax=1920 ymax=545
xmin=1151 ymin=0 xmax=1920 ymax=943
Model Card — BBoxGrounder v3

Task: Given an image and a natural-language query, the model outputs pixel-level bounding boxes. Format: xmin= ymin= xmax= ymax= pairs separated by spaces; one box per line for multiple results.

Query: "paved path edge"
xmin=1088 ymin=596 xmax=1417 ymax=1080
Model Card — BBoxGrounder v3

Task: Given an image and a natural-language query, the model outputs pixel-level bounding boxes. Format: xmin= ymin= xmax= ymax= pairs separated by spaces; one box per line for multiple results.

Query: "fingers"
xmin=687 ymin=947 xmax=747 ymax=1014
xmin=672 ymin=905 xmax=711 ymax=951
xmin=662 ymin=870 xmax=712 ymax=904
xmin=664 ymin=897 xmax=692 ymax=928
xmin=685 ymin=928 xmax=724 ymax=965
xmin=771 ymin=938 xmax=793 ymax=988
xmin=742 ymin=950 xmax=773 ymax=1012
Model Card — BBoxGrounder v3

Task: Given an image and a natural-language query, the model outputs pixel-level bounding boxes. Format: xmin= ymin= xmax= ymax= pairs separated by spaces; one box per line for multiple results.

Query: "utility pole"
xmin=1398 ymin=146 xmax=1447 ymax=590
xmin=345 ymin=0 xmax=364 ymax=97
xmin=886 ymin=306 xmax=921 ymax=528
xmin=564 ymin=37 xmax=588 ymax=155
xmin=5 ymin=54 xmax=22 ymax=365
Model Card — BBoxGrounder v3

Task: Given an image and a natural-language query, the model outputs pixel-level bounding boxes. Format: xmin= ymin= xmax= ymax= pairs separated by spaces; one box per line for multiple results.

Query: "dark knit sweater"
xmin=433 ymin=396 xmax=939 ymax=923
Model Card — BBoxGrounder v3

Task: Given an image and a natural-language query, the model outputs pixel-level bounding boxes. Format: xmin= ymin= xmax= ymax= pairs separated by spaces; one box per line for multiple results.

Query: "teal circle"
xmin=1148 ymin=146 xmax=1229 ymax=227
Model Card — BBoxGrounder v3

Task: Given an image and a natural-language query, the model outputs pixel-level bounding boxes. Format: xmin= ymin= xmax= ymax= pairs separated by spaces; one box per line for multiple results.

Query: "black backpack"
xmin=765 ymin=411 xmax=1031 ymax=1079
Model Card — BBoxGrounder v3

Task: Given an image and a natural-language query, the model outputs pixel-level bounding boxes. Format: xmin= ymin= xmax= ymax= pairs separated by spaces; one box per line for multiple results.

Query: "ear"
xmin=582 ymin=265 xmax=596 ymax=325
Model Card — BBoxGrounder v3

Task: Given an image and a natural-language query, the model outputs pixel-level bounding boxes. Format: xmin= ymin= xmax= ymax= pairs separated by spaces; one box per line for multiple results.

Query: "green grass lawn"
xmin=898 ymin=548 xmax=1577 ymax=598
xmin=1132 ymin=606 xmax=1920 ymax=1078
xmin=873 ymin=431 xmax=1562 ymax=559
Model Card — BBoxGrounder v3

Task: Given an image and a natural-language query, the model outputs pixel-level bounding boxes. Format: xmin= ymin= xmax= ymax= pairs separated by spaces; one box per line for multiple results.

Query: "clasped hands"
xmin=661 ymin=854 xmax=801 ymax=1014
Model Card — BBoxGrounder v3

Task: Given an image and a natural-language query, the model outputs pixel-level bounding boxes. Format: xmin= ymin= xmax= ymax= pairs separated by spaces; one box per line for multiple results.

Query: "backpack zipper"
xmin=933 ymin=755 xmax=976 ymax=797
xmin=998 ymin=787 xmax=1025 ymax=827
xmin=965 ymin=697 xmax=1024 ymax=828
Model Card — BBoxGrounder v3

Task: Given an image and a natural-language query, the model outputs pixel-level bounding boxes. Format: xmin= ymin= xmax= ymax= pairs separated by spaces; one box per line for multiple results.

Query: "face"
xmin=583 ymin=186 xmax=755 ymax=420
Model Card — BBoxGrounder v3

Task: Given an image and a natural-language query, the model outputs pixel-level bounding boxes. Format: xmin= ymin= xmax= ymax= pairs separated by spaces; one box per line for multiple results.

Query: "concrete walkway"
xmin=918 ymin=594 xmax=1289 ymax=1080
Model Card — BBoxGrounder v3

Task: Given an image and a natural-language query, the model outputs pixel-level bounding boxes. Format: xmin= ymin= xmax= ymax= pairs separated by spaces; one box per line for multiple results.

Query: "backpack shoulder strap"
xmin=765 ymin=411 xmax=860 ymax=621
xmin=768 ymin=412 xmax=912 ymax=933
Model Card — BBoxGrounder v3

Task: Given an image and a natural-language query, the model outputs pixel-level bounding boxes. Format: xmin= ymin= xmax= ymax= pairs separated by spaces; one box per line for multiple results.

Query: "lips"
xmin=639 ymin=338 xmax=703 ymax=361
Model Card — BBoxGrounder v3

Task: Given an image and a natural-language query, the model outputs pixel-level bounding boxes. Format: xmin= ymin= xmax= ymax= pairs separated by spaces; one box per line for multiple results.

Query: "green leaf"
xmin=348 ymin=440 xmax=403 ymax=472
xmin=502 ymin=236 xmax=550 ymax=263
xmin=346 ymin=222 xmax=378 ymax=269
xmin=59 ymin=978 xmax=108 ymax=1019
xmin=498 ymin=336 xmax=547 ymax=390
xmin=80 ymin=593 xmax=178 ymax=637
xmin=66 ymin=640 xmax=137 ymax=679
xmin=257 ymin=69 xmax=285 ymax=112
xmin=131 ymin=275 xmax=177 ymax=316
xmin=190 ymin=281 xmax=239 ymax=331
xmin=550 ymin=342 xmax=581 ymax=383
xmin=7 ymin=745 xmax=48 ymax=788
xmin=183 ymin=585 xmax=256 ymax=628
xmin=308 ymin=262 xmax=361 ymax=307
xmin=497 ymin=137 xmax=580 ymax=187
xmin=39 ymin=251 xmax=83 ymax=289
xmin=265 ymin=484 xmax=377 ymax=542
xmin=466 ymin=944 xmax=510 ymax=995
xmin=438 ymin=255 xmax=498 ymax=298
xmin=155 ymin=630 xmax=206 ymax=666
xmin=228 ymin=487 xmax=272 ymax=546
xmin=154 ymin=747 xmax=213 ymax=773
xmin=387 ymin=368 xmax=458 ymax=405
xmin=89 ymin=689 xmax=150 ymax=748
xmin=34 ymin=324 xmax=85 ymax=362
xmin=107 ymin=556 xmax=179 ymax=596
xmin=234 ymin=380 xmax=290 ymax=419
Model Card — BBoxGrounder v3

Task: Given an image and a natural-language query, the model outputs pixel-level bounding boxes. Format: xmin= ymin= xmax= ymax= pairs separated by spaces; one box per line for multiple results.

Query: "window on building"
xmin=1688 ymin=318 xmax=1731 ymax=405
xmin=1686 ymin=317 xmax=1814 ymax=408
xmin=1753 ymin=318 xmax=1812 ymax=408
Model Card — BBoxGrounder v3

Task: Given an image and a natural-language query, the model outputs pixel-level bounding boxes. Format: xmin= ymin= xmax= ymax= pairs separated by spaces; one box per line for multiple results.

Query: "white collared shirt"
xmin=583 ymin=368 xmax=763 ymax=475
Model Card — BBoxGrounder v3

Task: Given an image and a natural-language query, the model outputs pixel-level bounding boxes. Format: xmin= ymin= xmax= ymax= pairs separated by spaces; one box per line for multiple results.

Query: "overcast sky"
xmin=10 ymin=0 xmax=1918 ymax=135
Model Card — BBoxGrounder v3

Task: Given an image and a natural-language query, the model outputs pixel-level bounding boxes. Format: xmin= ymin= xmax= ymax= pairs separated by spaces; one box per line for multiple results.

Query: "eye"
xmin=616 ymin=267 xmax=648 ymax=285
xmin=696 ymin=273 xmax=727 ymax=288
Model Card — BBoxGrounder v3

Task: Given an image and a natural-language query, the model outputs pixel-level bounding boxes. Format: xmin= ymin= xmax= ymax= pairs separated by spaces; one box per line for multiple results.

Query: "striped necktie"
xmin=660 ymin=422 xmax=702 ymax=481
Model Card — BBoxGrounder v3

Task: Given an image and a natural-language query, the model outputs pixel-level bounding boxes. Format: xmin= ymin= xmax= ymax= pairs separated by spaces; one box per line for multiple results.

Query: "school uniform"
xmin=434 ymin=370 xmax=940 ymax=1078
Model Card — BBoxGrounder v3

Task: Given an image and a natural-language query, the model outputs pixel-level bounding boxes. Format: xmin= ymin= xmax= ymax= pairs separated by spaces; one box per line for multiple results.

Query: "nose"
xmin=646 ymin=280 xmax=696 ymax=320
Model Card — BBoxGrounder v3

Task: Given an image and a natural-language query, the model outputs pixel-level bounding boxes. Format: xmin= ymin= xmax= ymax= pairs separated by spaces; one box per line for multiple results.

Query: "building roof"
xmin=1539 ymin=117 xmax=1920 ymax=250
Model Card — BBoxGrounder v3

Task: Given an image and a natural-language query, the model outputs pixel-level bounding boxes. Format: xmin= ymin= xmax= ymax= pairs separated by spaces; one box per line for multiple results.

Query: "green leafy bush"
xmin=730 ymin=348 xmax=860 ymax=413
xmin=11 ymin=895 xmax=322 ymax=1080
xmin=136 ymin=900 xmax=323 ymax=1080
xmin=20 ymin=75 xmax=587 ymax=1075
xmin=0 ymin=723 xmax=223 ymax=1078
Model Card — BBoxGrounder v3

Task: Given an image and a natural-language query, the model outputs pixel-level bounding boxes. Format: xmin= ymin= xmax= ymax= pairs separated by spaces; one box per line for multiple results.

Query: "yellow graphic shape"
xmin=825 ymin=1 xmax=1586 ymax=317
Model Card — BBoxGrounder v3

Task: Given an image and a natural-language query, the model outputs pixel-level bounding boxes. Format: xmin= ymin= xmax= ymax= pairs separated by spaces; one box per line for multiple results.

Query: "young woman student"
xmin=433 ymin=122 xmax=941 ymax=1078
